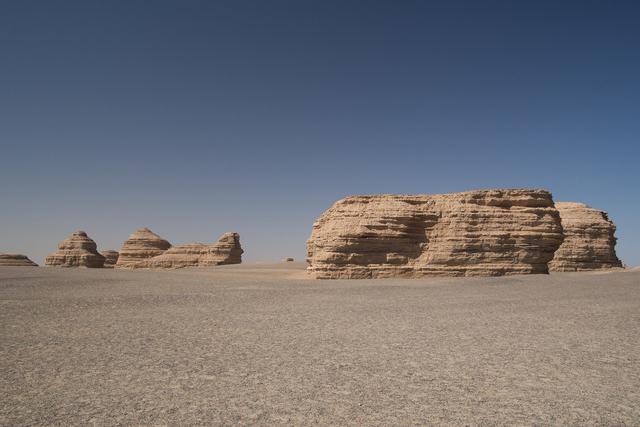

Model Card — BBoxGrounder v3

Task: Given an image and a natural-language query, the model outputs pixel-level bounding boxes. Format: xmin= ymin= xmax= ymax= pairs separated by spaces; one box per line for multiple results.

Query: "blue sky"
xmin=1 ymin=0 xmax=639 ymax=265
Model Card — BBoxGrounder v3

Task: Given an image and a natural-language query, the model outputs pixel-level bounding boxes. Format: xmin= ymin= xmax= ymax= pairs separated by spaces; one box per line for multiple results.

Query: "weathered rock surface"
xmin=45 ymin=231 xmax=106 ymax=268
xmin=141 ymin=232 xmax=243 ymax=269
xmin=0 ymin=254 xmax=38 ymax=267
xmin=100 ymin=250 xmax=119 ymax=268
xmin=115 ymin=228 xmax=171 ymax=269
xmin=549 ymin=202 xmax=622 ymax=272
xmin=307 ymin=189 xmax=564 ymax=279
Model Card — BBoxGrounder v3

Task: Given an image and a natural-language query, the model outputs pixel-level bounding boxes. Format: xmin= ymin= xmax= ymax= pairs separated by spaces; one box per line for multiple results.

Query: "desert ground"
xmin=1 ymin=263 xmax=639 ymax=425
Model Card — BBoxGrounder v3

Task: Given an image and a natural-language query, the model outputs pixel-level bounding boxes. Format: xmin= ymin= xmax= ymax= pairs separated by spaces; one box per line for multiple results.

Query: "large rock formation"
xmin=45 ymin=231 xmax=106 ymax=268
xmin=307 ymin=189 xmax=565 ymax=279
xmin=549 ymin=202 xmax=622 ymax=272
xmin=141 ymin=232 xmax=243 ymax=268
xmin=115 ymin=228 xmax=171 ymax=268
xmin=0 ymin=254 xmax=38 ymax=267
xmin=100 ymin=250 xmax=119 ymax=268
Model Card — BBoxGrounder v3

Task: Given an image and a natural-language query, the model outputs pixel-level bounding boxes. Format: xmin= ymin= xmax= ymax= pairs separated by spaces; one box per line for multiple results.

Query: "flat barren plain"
xmin=1 ymin=263 xmax=639 ymax=425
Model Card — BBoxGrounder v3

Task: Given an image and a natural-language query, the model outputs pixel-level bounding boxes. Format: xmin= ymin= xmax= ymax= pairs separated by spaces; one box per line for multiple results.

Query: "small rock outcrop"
xmin=204 ymin=232 xmax=243 ymax=265
xmin=549 ymin=202 xmax=623 ymax=272
xmin=100 ymin=250 xmax=119 ymax=268
xmin=115 ymin=228 xmax=171 ymax=268
xmin=142 ymin=232 xmax=243 ymax=269
xmin=0 ymin=254 xmax=38 ymax=267
xmin=45 ymin=231 xmax=106 ymax=268
xmin=282 ymin=257 xmax=294 ymax=262
xmin=307 ymin=189 xmax=565 ymax=279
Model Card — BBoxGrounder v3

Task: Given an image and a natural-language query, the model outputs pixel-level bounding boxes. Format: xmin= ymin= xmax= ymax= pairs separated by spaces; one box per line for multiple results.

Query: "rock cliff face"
xmin=307 ymin=189 xmax=564 ymax=279
xmin=100 ymin=250 xmax=119 ymax=268
xmin=0 ymin=254 xmax=38 ymax=267
xmin=45 ymin=231 xmax=106 ymax=268
xmin=115 ymin=228 xmax=171 ymax=269
xmin=549 ymin=202 xmax=622 ymax=272
xmin=142 ymin=232 xmax=243 ymax=268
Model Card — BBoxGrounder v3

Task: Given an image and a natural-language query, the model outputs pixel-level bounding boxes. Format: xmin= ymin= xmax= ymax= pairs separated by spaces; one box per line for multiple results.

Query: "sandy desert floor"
xmin=1 ymin=263 xmax=639 ymax=425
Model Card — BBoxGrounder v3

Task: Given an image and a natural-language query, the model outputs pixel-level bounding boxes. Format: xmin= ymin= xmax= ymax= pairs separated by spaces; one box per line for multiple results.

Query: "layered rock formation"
xmin=206 ymin=232 xmax=243 ymax=265
xmin=45 ymin=231 xmax=106 ymax=268
xmin=307 ymin=189 xmax=565 ymax=279
xmin=100 ymin=250 xmax=119 ymax=268
xmin=549 ymin=202 xmax=622 ymax=272
xmin=115 ymin=228 xmax=171 ymax=268
xmin=0 ymin=254 xmax=38 ymax=267
xmin=141 ymin=232 xmax=243 ymax=268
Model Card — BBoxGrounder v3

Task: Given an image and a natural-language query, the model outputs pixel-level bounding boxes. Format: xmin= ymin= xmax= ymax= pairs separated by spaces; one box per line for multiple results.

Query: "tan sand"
xmin=1 ymin=263 xmax=639 ymax=425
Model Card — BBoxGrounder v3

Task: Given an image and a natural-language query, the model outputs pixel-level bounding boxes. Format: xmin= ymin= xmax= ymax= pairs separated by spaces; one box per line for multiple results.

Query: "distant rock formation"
xmin=307 ymin=189 xmax=564 ymax=279
xmin=282 ymin=257 xmax=294 ymax=262
xmin=100 ymin=250 xmax=119 ymax=268
xmin=115 ymin=228 xmax=171 ymax=269
xmin=549 ymin=202 xmax=623 ymax=272
xmin=203 ymin=232 xmax=243 ymax=265
xmin=141 ymin=243 xmax=210 ymax=268
xmin=141 ymin=232 xmax=243 ymax=269
xmin=45 ymin=231 xmax=106 ymax=268
xmin=0 ymin=254 xmax=38 ymax=267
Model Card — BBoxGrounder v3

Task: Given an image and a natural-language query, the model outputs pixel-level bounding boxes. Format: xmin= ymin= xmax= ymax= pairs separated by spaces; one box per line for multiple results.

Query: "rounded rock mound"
xmin=45 ymin=231 xmax=105 ymax=268
xmin=115 ymin=228 xmax=171 ymax=269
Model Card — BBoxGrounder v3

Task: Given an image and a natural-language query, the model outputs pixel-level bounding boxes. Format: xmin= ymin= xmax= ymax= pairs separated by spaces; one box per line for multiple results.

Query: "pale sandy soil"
xmin=1 ymin=263 xmax=639 ymax=426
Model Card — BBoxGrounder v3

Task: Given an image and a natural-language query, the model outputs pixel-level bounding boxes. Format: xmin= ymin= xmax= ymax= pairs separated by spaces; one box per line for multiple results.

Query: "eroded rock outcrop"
xmin=45 ymin=231 xmax=106 ymax=268
xmin=307 ymin=189 xmax=564 ymax=279
xmin=100 ymin=250 xmax=119 ymax=268
xmin=0 ymin=254 xmax=38 ymax=267
xmin=141 ymin=232 xmax=243 ymax=268
xmin=549 ymin=202 xmax=622 ymax=272
xmin=204 ymin=232 xmax=243 ymax=265
xmin=115 ymin=228 xmax=171 ymax=268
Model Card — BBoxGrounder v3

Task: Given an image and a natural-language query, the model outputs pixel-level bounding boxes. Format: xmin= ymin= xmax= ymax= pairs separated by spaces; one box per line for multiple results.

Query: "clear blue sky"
xmin=1 ymin=0 xmax=639 ymax=266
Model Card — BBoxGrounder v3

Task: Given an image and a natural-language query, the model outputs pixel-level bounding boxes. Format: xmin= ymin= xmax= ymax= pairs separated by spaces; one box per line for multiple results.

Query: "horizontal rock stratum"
xmin=306 ymin=189 xmax=565 ymax=279
xmin=141 ymin=232 xmax=243 ymax=268
xmin=45 ymin=231 xmax=106 ymax=268
xmin=549 ymin=202 xmax=622 ymax=272
xmin=0 ymin=254 xmax=38 ymax=267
